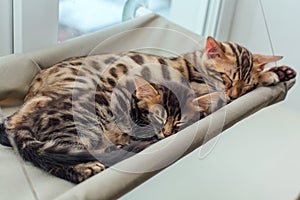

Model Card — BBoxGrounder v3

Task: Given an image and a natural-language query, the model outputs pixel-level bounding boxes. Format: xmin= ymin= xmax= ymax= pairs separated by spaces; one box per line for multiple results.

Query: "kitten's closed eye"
xmin=241 ymin=84 xmax=255 ymax=94
xmin=149 ymin=104 xmax=167 ymax=125
xmin=174 ymin=115 xmax=192 ymax=129
xmin=174 ymin=120 xmax=185 ymax=127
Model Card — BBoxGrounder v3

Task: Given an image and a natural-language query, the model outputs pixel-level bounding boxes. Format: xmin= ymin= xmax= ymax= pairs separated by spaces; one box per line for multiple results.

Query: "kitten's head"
xmin=204 ymin=36 xmax=282 ymax=100
xmin=130 ymin=76 xmax=201 ymax=140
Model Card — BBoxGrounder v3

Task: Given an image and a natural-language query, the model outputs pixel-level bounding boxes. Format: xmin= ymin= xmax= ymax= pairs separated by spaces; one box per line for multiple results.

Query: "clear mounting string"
xmin=259 ymin=0 xmax=277 ymax=64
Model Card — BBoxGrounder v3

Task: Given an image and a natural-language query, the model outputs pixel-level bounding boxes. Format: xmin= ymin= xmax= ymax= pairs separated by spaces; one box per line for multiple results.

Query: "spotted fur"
xmin=0 ymin=37 xmax=296 ymax=183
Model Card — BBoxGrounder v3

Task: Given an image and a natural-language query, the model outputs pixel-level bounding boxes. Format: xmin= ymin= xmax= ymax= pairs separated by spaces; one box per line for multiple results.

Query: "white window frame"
xmin=170 ymin=0 xmax=210 ymax=35
xmin=215 ymin=0 xmax=238 ymax=41
xmin=0 ymin=0 xmax=236 ymax=55
xmin=13 ymin=0 xmax=59 ymax=53
xmin=0 ymin=0 xmax=13 ymax=56
xmin=170 ymin=0 xmax=237 ymax=40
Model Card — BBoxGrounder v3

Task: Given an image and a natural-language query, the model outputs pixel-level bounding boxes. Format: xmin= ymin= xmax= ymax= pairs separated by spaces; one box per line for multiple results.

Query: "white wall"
xmin=229 ymin=0 xmax=300 ymax=113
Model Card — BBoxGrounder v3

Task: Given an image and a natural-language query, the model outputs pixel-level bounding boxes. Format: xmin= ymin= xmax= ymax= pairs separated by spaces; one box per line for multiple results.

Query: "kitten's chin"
xmin=156 ymin=133 xmax=165 ymax=140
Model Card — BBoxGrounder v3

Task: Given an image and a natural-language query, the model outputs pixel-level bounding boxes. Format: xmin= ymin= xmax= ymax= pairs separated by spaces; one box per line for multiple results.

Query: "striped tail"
xmin=0 ymin=118 xmax=11 ymax=147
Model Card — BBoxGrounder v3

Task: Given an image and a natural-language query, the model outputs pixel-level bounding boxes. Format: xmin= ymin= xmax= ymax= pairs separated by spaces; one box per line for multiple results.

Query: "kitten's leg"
xmin=50 ymin=161 xmax=106 ymax=183
xmin=48 ymin=142 xmax=151 ymax=183
xmin=193 ymin=92 xmax=226 ymax=116
xmin=259 ymin=65 xmax=296 ymax=86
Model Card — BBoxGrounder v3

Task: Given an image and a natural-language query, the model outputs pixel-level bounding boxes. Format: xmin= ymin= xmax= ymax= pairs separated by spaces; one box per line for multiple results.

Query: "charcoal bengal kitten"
xmin=0 ymin=37 xmax=296 ymax=183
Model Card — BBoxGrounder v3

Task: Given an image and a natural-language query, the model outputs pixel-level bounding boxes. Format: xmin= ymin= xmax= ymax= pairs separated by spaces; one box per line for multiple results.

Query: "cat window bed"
xmin=0 ymin=14 xmax=295 ymax=200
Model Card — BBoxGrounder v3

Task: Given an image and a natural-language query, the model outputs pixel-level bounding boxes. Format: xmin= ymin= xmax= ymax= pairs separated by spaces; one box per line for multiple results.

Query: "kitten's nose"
xmin=229 ymin=94 xmax=237 ymax=101
xmin=227 ymin=91 xmax=238 ymax=101
xmin=159 ymin=127 xmax=172 ymax=138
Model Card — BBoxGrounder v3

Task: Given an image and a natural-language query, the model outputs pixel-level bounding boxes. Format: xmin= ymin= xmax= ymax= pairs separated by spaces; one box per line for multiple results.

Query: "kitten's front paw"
xmin=268 ymin=66 xmax=296 ymax=82
xmin=73 ymin=161 xmax=105 ymax=183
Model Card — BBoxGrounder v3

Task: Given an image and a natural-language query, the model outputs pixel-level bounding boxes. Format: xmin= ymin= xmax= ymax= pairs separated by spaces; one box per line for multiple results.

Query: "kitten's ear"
xmin=253 ymin=54 xmax=283 ymax=71
xmin=206 ymin=36 xmax=225 ymax=59
xmin=134 ymin=76 xmax=158 ymax=99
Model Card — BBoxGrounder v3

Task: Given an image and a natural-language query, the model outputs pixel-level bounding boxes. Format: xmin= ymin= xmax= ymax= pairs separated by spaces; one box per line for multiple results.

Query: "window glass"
xmin=58 ymin=0 xmax=171 ymax=42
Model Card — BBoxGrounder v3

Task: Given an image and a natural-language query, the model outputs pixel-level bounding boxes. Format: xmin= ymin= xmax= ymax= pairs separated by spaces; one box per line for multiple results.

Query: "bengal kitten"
xmin=1 ymin=76 xmax=202 ymax=183
xmin=0 ymin=37 xmax=296 ymax=183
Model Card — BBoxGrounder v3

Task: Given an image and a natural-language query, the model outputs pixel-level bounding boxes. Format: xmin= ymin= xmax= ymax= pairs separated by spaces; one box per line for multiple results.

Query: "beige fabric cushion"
xmin=0 ymin=14 xmax=295 ymax=200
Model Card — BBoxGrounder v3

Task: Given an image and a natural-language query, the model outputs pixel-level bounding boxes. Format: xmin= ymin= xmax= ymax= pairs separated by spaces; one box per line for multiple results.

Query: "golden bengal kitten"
xmin=0 ymin=37 xmax=296 ymax=183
